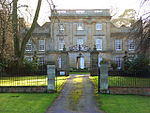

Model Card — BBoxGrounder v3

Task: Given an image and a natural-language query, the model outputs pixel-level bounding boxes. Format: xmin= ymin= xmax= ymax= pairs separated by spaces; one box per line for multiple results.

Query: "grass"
xmin=56 ymin=76 xmax=69 ymax=91
xmin=89 ymin=76 xmax=150 ymax=113
xmin=0 ymin=76 xmax=69 ymax=113
xmin=98 ymin=94 xmax=150 ymax=113
xmin=89 ymin=76 xmax=150 ymax=87
xmin=0 ymin=75 xmax=69 ymax=88
xmin=0 ymin=93 xmax=57 ymax=113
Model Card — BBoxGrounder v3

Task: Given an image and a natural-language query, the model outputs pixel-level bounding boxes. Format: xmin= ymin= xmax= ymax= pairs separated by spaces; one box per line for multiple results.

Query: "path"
xmin=46 ymin=74 xmax=105 ymax=113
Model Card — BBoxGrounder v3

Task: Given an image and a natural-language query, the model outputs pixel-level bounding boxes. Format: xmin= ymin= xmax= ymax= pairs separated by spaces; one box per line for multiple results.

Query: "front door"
xmin=80 ymin=57 xmax=84 ymax=69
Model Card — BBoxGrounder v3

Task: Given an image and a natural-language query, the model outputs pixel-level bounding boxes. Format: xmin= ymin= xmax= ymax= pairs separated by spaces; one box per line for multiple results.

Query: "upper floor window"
xmin=128 ymin=39 xmax=135 ymax=50
xmin=59 ymin=24 xmax=65 ymax=31
xmin=77 ymin=39 xmax=84 ymax=46
xmin=96 ymin=39 xmax=102 ymax=50
xmin=77 ymin=23 xmax=84 ymax=30
xmin=115 ymin=39 xmax=122 ymax=51
xmin=77 ymin=39 xmax=84 ymax=50
xmin=39 ymin=39 xmax=45 ymax=51
xmin=59 ymin=39 xmax=65 ymax=51
xmin=38 ymin=57 xmax=45 ymax=64
xmin=25 ymin=39 xmax=32 ymax=51
xmin=96 ymin=23 xmax=102 ymax=30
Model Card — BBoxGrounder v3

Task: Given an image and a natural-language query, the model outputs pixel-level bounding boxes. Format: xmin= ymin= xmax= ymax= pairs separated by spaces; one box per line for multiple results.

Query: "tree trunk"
xmin=19 ymin=0 xmax=42 ymax=63
xmin=12 ymin=0 xmax=42 ymax=65
xmin=12 ymin=0 xmax=20 ymax=58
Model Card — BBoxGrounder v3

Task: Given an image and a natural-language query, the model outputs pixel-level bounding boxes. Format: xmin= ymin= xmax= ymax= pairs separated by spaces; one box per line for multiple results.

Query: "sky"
xmin=18 ymin=0 xmax=145 ymax=26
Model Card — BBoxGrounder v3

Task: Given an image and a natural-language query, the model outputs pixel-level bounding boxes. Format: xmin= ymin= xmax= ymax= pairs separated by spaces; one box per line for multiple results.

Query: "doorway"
xmin=77 ymin=56 xmax=84 ymax=69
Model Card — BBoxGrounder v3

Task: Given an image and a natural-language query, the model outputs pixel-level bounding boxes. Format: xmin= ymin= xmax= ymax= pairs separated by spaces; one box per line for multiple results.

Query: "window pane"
xmin=39 ymin=40 xmax=45 ymax=51
xmin=129 ymin=39 xmax=135 ymax=50
xmin=59 ymin=39 xmax=65 ymax=50
xmin=77 ymin=23 xmax=84 ymax=30
xmin=59 ymin=24 xmax=64 ymax=31
xmin=115 ymin=39 xmax=122 ymax=50
xmin=96 ymin=23 xmax=102 ymax=30
xmin=38 ymin=57 xmax=44 ymax=64
xmin=77 ymin=39 xmax=84 ymax=46
xmin=25 ymin=40 xmax=32 ymax=51
xmin=115 ymin=57 xmax=122 ymax=69
xmin=96 ymin=39 xmax=102 ymax=50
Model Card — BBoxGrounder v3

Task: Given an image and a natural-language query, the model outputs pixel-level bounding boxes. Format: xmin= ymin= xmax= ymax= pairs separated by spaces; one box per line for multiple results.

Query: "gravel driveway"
xmin=46 ymin=74 xmax=105 ymax=113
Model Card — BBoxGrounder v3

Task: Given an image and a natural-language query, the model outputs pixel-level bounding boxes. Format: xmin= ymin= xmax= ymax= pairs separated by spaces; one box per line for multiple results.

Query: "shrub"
xmin=100 ymin=59 xmax=109 ymax=64
xmin=123 ymin=54 xmax=150 ymax=72
xmin=111 ymin=62 xmax=118 ymax=70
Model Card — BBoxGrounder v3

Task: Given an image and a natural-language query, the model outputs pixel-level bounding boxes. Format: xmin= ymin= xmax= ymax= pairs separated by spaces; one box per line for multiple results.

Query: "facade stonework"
xmin=24 ymin=9 xmax=137 ymax=70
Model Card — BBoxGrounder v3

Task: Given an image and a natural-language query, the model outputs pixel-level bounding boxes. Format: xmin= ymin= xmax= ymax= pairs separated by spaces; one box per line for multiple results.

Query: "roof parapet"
xmin=52 ymin=9 xmax=110 ymax=17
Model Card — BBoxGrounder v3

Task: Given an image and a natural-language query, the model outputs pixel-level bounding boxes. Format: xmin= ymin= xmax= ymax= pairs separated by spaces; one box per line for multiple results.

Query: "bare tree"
xmin=0 ymin=0 xmax=14 ymax=60
xmin=132 ymin=0 xmax=150 ymax=56
xmin=12 ymin=0 xmax=42 ymax=64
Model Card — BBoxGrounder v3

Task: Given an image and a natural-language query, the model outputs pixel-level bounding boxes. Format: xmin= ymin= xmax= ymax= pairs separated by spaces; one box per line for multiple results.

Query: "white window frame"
xmin=115 ymin=39 xmax=122 ymax=51
xmin=96 ymin=39 xmax=102 ymax=51
xmin=38 ymin=57 xmax=45 ymax=64
xmin=59 ymin=39 xmax=65 ymax=51
xmin=25 ymin=39 xmax=32 ymax=51
xmin=77 ymin=23 xmax=84 ymax=31
xmin=39 ymin=39 xmax=45 ymax=51
xmin=96 ymin=23 xmax=102 ymax=31
xmin=59 ymin=24 xmax=65 ymax=31
xmin=128 ymin=39 xmax=135 ymax=51
xmin=115 ymin=57 xmax=122 ymax=69
xmin=77 ymin=39 xmax=84 ymax=46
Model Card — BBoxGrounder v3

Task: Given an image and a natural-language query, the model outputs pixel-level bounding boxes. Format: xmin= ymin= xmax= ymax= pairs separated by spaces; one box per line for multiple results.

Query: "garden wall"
xmin=0 ymin=86 xmax=47 ymax=93
xmin=109 ymin=87 xmax=150 ymax=96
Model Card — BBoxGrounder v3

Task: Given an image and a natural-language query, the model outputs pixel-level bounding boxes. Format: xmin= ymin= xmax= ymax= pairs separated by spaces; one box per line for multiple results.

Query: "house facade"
xmin=24 ymin=9 xmax=136 ymax=70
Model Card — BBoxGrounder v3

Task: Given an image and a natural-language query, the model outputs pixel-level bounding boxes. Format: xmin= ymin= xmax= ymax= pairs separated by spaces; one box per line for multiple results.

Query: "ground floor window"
xmin=115 ymin=57 xmax=122 ymax=69
xmin=38 ymin=57 xmax=45 ymax=64
xmin=59 ymin=56 xmax=61 ymax=68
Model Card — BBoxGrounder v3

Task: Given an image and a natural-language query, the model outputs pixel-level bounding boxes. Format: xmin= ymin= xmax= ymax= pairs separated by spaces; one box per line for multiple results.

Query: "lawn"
xmin=0 ymin=76 xmax=69 ymax=113
xmin=0 ymin=75 xmax=69 ymax=90
xmin=89 ymin=76 xmax=150 ymax=113
xmin=98 ymin=94 xmax=150 ymax=113
xmin=89 ymin=76 xmax=150 ymax=87
xmin=0 ymin=93 xmax=57 ymax=113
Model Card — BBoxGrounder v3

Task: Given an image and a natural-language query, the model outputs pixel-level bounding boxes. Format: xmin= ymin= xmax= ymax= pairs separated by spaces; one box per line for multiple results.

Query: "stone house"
xmin=24 ymin=9 xmax=137 ymax=70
